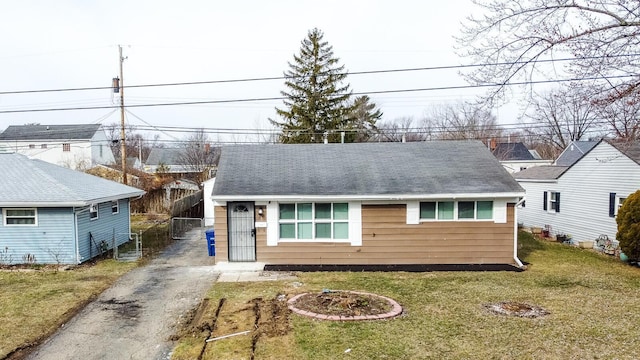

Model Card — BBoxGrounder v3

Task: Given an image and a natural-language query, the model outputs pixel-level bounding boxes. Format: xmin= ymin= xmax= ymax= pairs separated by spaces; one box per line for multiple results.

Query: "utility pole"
xmin=118 ymin=45 xmax=128 ymax=185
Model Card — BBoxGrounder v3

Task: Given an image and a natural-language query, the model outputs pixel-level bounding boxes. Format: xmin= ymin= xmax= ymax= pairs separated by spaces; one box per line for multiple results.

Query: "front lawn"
xmin=172 ymin=231 xmax=640 ymax=359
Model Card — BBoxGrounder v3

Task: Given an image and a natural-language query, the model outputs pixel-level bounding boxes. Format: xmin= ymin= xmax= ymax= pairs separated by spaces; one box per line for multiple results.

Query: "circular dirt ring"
xmin=288 ymin=291 xmax=403 ymax=321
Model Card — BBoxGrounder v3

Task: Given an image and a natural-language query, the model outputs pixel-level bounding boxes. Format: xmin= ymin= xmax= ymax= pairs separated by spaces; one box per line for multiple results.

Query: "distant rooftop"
xmin=0 ymin=124 xmax=102 ymax=141
xmin=492 ymin=142 xmax=535 ymax=161
xmin=555 ymin=141 xmax=598 ymax=166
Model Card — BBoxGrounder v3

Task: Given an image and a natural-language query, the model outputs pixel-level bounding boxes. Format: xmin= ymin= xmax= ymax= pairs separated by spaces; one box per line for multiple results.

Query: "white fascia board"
xmin=87 ymin=192 xmax=146 ymax=205
xmin=213 ymin=192 xmax=526 ymax=202
xmin=0 ymin=201 xmax=87 ymax=207
xmin=514 ymin=179 xmax=559 ymax=183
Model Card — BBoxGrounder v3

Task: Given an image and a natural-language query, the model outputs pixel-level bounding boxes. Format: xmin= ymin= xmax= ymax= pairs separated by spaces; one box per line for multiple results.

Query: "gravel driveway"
xmin=26 ymin=229 xmax=219 ymax=360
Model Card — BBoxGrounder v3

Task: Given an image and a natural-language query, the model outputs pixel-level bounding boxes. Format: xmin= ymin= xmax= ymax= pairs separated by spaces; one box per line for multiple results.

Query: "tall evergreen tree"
xmin=348 ymin=95 xmax=382 ymax=142
xmin=271 ymin=28 xmax=354 ymax=143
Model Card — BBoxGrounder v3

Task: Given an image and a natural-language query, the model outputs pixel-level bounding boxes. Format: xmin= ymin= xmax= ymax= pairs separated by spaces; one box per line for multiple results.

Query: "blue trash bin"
xmin=205 ymin=229 xmax=215 ymax=256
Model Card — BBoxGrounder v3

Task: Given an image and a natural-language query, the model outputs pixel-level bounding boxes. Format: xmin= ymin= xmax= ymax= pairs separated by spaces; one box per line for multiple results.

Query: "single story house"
xmin=0 ymin=124 xmax=115 ymax=170
xmin=0 ymin=153 xmax=145 ymax=264
xmin=515 ymin=139 xmax=640 ymax=243
xmin=211 ymin=141 xmax=525 ymax=270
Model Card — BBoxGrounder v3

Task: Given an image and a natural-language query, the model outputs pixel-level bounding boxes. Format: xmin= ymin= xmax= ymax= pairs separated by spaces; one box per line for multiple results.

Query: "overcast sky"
xmin=0 ymin=0 xmax=521 ymax=143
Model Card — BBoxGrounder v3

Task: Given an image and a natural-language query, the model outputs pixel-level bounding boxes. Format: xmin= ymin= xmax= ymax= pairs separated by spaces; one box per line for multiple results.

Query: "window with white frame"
xmin=62 ymin=143 xmax=71 ymax=152
xmin=279 ymin=203 xmax=349 ymax=240
xmin=419 ymin=201 xmax=493 ymax=220
xmin=3 ymin=208 xmax=37 ymax=226
xmin=544 ymin=191 xmax=560 ymax=213
xmin=111 ymin=201 xmax=119 ymax=214
xmin=90 ymin=204 xmax=98 ymax=220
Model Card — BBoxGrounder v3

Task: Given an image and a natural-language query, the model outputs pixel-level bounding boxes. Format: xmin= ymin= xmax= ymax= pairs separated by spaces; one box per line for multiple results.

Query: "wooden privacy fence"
xmin=171 ymin=190 xmax=204 ymax=218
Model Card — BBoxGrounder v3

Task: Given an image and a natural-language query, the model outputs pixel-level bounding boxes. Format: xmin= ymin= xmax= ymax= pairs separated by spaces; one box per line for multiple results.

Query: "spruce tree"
xmin=271 ymin=28 xmax=354 ymax=143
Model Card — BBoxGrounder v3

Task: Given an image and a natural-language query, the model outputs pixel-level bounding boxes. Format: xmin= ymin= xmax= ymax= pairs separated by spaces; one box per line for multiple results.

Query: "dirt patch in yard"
xmin=484 ymin=301 xmax=550 ymax=318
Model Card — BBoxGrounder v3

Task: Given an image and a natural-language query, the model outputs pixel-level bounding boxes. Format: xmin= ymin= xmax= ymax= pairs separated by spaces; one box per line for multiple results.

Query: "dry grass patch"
xmin=0 ymin=260 xmax=136 ymax=358
xmin=172 ymin=231 xmax=640 ymax=359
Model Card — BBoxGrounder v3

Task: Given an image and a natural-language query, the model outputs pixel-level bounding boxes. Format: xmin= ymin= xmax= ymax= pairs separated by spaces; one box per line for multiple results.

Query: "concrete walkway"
xmin=27 ymin=229 xmax=218 ymax=360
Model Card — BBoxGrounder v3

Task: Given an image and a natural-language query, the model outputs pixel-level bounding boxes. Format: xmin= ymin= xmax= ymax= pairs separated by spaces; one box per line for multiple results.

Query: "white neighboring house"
xmin=202 ymin=177 xmax=216 ymax=227
xmin=515 ymin=140 xmax=640 ymax=243
xmin=0 ymin=124 xmax=115 ymax=170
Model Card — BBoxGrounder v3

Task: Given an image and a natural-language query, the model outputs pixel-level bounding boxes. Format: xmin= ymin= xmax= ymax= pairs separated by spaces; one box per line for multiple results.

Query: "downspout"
xmin=73 ymin=206 xmax=91 ymax=264
xmin=514 ymin=197 xmax=525 ymax=268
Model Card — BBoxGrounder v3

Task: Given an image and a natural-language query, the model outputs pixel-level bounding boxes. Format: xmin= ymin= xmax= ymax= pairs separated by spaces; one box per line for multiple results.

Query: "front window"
xmin=3 ymin=208 xmax=37 ymax=226
xmin=420 ymin=200 xmax=493 ymax=221
xmin=90 ymin=204 xmax=98 ymax=220
xmin=279 ymin=203 xmax=349 ymax=240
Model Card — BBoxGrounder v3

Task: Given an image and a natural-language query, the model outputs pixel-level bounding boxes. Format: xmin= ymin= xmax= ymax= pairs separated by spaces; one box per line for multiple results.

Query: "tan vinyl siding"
xmin=254 ymin=203 xmax=516 ymax=265
xmin=214 ymin=206 xmax=228 ymax=260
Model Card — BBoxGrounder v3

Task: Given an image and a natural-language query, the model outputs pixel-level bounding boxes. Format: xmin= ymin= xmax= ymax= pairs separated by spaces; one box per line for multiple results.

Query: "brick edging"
xmin=287 ymin=291 xmax=403 ymax=321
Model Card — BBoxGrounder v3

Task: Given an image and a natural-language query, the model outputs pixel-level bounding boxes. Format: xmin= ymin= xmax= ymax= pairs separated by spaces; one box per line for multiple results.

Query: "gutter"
xmin=513 ymin=197 xmax=526 ymax=268
xmin=73 ymin=206 xmax=91 ymax=264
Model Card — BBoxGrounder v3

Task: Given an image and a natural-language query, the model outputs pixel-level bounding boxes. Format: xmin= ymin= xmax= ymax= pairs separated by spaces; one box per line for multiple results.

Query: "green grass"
xmin=173 ymin=231 xmax=640 ymax=360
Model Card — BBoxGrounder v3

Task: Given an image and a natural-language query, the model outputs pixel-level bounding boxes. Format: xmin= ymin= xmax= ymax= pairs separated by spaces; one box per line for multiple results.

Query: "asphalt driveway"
xmin=26 ymin=229 xmax=218 ymax=360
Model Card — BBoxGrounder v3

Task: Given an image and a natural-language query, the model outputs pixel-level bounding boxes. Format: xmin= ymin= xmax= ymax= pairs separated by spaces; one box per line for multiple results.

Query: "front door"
xmin=227 ymin=202 xmax=256 ymax=262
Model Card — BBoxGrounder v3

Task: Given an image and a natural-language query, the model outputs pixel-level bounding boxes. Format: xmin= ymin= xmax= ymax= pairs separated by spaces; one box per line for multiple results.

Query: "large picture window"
xmin=279 ymin=203 xmax=349 ymax=240
xmin=420 ymin=201 xmax=493 ymax=221
xmin=3 ymin=208 xmax=37 ymax=226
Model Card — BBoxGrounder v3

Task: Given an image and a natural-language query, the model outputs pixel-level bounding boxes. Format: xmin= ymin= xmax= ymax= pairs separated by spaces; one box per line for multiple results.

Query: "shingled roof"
xmin=0 ymin=124 xmax=102 ymax=141
xmin=513 ymin=165 xmax=569 ymax=180
xmin=492 ymin=142 xmax=535 ymax=161
xmin=0 ymin=153 xmax=144 ymax=207
xmin=213 ymin=141 xmax=524 ymax=198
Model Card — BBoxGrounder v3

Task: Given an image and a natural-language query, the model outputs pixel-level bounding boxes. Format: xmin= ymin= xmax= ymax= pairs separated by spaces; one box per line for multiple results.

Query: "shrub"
xmin=616 ymin=189 xmax=640 ymax=261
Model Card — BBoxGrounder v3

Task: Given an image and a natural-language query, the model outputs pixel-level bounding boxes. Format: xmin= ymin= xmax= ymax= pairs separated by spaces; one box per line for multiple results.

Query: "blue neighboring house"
xmin=0 ymin=153 xmax=145 ymax=265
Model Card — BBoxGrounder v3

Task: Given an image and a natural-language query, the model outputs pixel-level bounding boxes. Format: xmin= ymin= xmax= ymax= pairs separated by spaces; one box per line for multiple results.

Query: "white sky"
xmin=0 ymin=0 xmax=522 ymax=143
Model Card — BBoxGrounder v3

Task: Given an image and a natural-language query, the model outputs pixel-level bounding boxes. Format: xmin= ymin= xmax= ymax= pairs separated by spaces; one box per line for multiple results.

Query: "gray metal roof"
xmin=555 ymin=141 xmax=598 ymax=166
xmin=0 ymin=124 xmax=102 ymax=141
xmin=213 ymin=141 xmax=524 ymax=197
xmin=0 ymin=153 xmax=145 ymax=206
xmin=513 ymin=166 xmax=569 ymax=180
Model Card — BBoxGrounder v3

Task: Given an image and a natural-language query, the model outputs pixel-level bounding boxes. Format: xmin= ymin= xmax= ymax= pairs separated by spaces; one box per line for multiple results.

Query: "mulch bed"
xmin=291 ymin=290 xmax=394 ymax=317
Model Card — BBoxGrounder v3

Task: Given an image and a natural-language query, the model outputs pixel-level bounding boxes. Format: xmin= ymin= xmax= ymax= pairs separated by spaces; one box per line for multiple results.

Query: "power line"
xmin=0 ymin=74 xmax=634 ymax=115
xmin=1 ymin=53 xmax=638 ymax=96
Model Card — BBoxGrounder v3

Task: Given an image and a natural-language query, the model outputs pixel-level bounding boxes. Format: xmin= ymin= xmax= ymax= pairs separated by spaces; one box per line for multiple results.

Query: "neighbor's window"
xmin=545 ymin=191 xmax=560 ymax=213
xmin=279 ymin=203 xmax=348 ymax=240
xmin=3 ymin=208 xmax=37 ymax=226
xmin=63 ymin=143 xmax=71 ymax=152
xmin=28 ymin=144 xmax=35 ymax=149
xmin=111 ymin=201 xmax=119 ymax=214
xmin=420 ymin=201 xmax=493 ymax=221
xmin=90 ymin=204 xmax=98 ymax=220
xmin=40 ymin=144 xmax=47 ymax=149
xmin=616 ymin=196 xmax=626 ymax=216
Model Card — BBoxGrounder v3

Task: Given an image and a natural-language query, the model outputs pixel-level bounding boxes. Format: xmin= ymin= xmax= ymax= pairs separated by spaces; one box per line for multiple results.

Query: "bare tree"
xmin=524 ymin=86 xmax=601 ymax=152
xmin=457 ymin=1 xmax=640 ymax=105
xmin=597 ymin=96 xmax=640 ymax=142
xmin=177 ymin=129 xmax=220 ymax=184
xmin=374 ymin=117 xmax=431 ymax=142
xmin=104 ymin=123 xmax=161 ymax=167
xmin=426 ymin=102 xmax=503 ymax=141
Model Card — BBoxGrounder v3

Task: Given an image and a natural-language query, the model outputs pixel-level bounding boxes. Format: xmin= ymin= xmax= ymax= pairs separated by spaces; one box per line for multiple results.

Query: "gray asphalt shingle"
xmin=0 ymin=124 xmax=101 ymax=141
xmin=213 ymin=141 xmax=524 ymax=197
xmin=0 ymin=153 xmax=145 ymax=206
